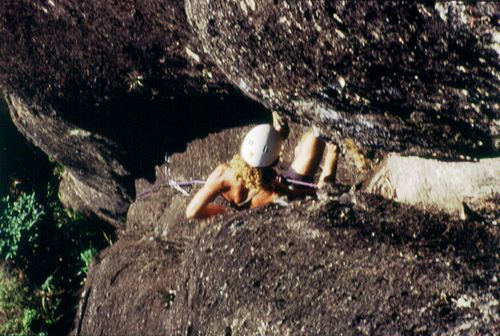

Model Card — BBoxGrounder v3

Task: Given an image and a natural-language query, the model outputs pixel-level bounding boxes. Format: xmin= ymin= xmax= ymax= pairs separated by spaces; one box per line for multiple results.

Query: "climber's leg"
xmin=318 ymin=143 xmax=340 ymax=188
xmin=290 ymin=130 xmax=326 ymax=178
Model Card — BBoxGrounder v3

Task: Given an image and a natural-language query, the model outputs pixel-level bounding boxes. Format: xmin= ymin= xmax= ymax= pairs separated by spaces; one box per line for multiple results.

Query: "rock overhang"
xmin=185 ymin=0 xmax=500 ymax=159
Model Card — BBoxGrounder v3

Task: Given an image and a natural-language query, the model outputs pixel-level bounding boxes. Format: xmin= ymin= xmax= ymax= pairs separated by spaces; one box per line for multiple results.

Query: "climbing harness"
xmin=136 ymin=153 xmax=318 ymax=200
xmin=282 ymin=178 xmax=318 ymax=189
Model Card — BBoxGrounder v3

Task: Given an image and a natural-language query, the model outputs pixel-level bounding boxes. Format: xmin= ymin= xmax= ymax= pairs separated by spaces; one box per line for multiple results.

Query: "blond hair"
xmin=229 ymin=154 xmax=264 ymax=191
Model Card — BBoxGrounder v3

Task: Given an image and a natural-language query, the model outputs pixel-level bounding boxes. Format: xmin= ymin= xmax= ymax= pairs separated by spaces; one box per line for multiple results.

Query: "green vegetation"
xmin=0 ymin=193 xmax=44 ymax=265
xmin=0 ymin=169 xmax=115 ymax=335
xmin=0 ymin=265 xmax=61 ymax=336
xmin=0 ymin=265 xmax=28 ymax=335
xmin=79 ymin=245 xmax=98 ymax=278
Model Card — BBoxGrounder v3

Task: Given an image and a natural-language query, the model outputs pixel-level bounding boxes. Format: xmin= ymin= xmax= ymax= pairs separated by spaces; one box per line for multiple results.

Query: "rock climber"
xmin=185 ymin=114 xmax=340 ymax=219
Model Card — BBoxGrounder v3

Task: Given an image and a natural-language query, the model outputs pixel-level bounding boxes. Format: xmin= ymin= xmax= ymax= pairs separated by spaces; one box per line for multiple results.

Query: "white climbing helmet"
xmin=240 ymin=124 xmax=283 ymax=167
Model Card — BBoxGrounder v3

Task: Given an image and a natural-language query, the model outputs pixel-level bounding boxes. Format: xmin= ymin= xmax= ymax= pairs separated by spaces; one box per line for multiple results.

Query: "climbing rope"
xmin=136 ymin=153 xmax=318 ymax=199
xmin=136 ymin=176 xmax=318 ymax=199
xmin=136 ymin=152 xmax=204 ymax=199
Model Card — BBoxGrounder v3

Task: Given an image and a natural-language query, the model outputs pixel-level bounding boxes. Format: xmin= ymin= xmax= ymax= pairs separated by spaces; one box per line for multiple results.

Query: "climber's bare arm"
xmin=185 ymin=165 xmax=228 ymax=219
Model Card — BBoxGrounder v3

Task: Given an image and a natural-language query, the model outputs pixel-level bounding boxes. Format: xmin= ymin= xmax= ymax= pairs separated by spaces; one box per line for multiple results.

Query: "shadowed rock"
xmin=0 ymin=0 xmax=267 ymax=225
xmin=74 ymin=237 xmax=184 ymax=336
xmin=5 ymin=94 xmax=132 ymax=227
xmin=0 ymin=0 xmax=229 ymax=116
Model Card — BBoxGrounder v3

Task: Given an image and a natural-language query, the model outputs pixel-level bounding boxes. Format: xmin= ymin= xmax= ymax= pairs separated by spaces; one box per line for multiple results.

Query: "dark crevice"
xmin=61 ymin=91 xmax=270 ymax=182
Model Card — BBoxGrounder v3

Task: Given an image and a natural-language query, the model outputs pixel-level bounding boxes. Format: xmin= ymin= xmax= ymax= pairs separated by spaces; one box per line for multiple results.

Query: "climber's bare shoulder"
xmin=250 ymin=186 xmax=278 ymax=208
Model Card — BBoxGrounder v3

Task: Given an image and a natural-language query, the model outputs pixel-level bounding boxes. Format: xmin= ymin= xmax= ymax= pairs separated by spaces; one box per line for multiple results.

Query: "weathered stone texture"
xmin=5 ymin=94 xmax=131 ymax=227
xmin=186 ymin=0 xmax=499 ymax=157
xmin=0 ymin=2 xmax=498 ymax=334
xmin=364 ymin=154 xmax=500 ymax=217
xmin=76 ymin=125 xmax=499 ymax=336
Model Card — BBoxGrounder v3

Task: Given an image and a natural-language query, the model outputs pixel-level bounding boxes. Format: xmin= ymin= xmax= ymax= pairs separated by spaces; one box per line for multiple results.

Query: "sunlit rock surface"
xmin=75 ymin=126 xmax=499 ymax=336
xmin=364 ymin=154 xmax=500 ymax=217
xmin=77 ymin=113 xmax=498 ymax=336
xmin=186 ymin=0 xmax=499 ymax=157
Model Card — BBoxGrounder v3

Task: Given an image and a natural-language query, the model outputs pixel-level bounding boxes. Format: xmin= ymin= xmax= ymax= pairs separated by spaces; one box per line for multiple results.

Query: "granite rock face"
xmin=5 ymin=94 xmax=132 ymax=227
xmin=78 ymin=204 xmax=500 ymax=335
xmin=0 ymin=3 xmax=498 ymax=333
xmin=0 ymin=0 xmax=264 ymax=225
xmin=364 ymin=154 xmax=500 ymax=217
xmin=0 ymin=0 xmax=229 ymax=116
xmin=74 ymin=237 xmax=183 ymax=336
xmin=75 ymin=127 xmax=499 ymax=336
xmin=186 ymin=0 xmax=499 ymax=157
xmin=1 ymin=1 xmax=499 ymax=224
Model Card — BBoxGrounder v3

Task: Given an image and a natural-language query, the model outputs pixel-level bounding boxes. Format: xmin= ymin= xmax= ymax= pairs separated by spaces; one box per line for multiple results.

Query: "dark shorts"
xmin=280 ymin=167 xmax=314 ymax=190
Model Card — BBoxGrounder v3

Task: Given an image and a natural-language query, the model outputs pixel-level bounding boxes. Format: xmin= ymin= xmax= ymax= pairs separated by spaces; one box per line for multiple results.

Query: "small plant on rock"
xmin=37 ymin=275 xmax=63 ymax=328
xmin=79 ymin=245 xmax=98 ymax=279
